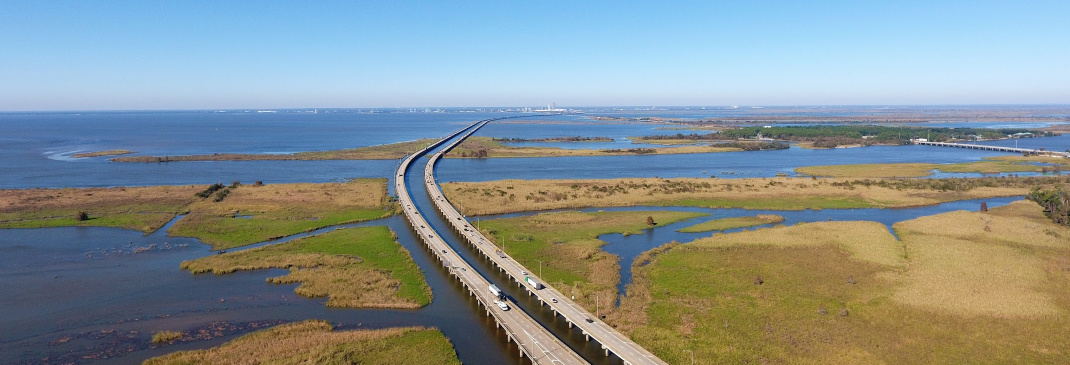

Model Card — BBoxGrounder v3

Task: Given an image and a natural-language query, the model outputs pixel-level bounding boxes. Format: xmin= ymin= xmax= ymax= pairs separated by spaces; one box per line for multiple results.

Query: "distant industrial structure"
xmin=531 ymin=102 xmax=569 ymax=113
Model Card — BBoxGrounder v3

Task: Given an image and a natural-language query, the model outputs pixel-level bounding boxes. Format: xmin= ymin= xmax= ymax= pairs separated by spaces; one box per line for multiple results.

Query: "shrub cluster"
xmin=1028 ymin=188 xmax=1070 ymax=226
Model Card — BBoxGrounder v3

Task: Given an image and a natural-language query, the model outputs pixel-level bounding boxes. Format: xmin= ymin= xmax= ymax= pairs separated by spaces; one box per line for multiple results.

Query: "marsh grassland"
xmin=72 ymin=149 xmax=134 ymax=158
xmin=144 ymin=320 xmax=459 ymax=365
xmin=676 ymin=214 xmax=784 ymax=233
xmin=1 ymin=179 xmax=393 ymax=249
xmin=610 ymin=201 xmax=1070 ymax=364
xmin=168 ymin=178 xmax=393 ymax=249
xmin=478 ymin=210 xmax=706 ymax=313
xmin=111 ymin=139 xmax=437 ymax=162
xmin=445 ymin=136 xmax=743 ymax=158
xmin=796 ymin=156 xmax=1068 ymax=178
xmin=442 ymin=177 xmax=1061 ymax=215
xmin=182 ymin=226 xmax=431 ymax=308
xmin=0 ymin=185 xmax=202 ymax=232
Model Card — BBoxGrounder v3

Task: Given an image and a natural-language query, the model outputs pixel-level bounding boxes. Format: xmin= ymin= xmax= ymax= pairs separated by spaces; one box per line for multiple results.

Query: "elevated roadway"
xmin=423 ymin=122 xmax=668 ymax=365
xmin=915 ymin=140 xmax=1069 ymax=157
xmin=395 ymin=118 xmax=588 ymax=365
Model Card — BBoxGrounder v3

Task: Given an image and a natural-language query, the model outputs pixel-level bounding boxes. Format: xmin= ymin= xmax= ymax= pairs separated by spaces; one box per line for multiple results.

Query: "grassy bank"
xmin=441 ymin=176 xmax=1064 ymax=215
xmin=168 ymin=178 xmax=393 ymax=249
xmin=676 ymin=214 xmax=784 ymax=233
xmin=144 ymin=321 xmax=459 ymax=365
xmin=445 ymin=136 xmax=743 ymax=158
xmin=641 ymin=125 xmax=1055 ymax=148
xmin=0 ymin=185 xmax=202 ymax=232
xmin=72 ymin=149 xmax=134 ymax=158
xmin=479 ymin=210 xmax=706 ymax=313
xmin=182 ymin=226 xmax=431 ymax=308
xmin=612 ymin=201 xmax=1070 ymax=364
xmin=796 ymin=157 xmax=1067 ymax=178
xmin=112 ymin=139 xmax=436 ymax=162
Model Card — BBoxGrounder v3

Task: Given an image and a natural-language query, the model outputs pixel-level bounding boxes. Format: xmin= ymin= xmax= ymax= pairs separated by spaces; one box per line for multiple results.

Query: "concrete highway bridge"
xmin=914 ymin=140 xmax=1069 ymax=157
xmin=395 ymin=117 xmax=588 ymax=365
xmin=399 ymin=117 xmax=668 ymax=365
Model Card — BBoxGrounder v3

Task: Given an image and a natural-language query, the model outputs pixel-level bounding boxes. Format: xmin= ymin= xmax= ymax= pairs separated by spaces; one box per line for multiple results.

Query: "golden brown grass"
xmin=444 ymin=136 xmax=741 ymax=158
xmin=611 ymin=201 xmax=1070 ymax=364
xmin=442 ymin=177 xmax=1030 ymax=215
xmin=676 ymin=214 xmax=785 ymax=233
xmin=143 ymin=321 xmax=460 ymax=365
xmin=891 ymin=200 xmax=1070 ymax=317
xmin=989 ymin=154 xmax=1070 ymax=168
xmin=796 ymin=163 xmax=937 ymax=178
xmin=797 ymin=157 xmax=1067 ymax=178
xmin=626 ymin=138 xmax=710 ymax=146
xmin=181 ymin=226 xmax=430 ymax=309
xmin=151 ymin=331 xmax=183 ymax=344
xmin=112 ymin=139 xmax=437 ymax=162
xmin=72 ymin=149 xmax=134 ymax=158
xmin=168 ymin=178 xmax=392 ymax=249
xmin=0 ymin=185 xmax=202 ymax=232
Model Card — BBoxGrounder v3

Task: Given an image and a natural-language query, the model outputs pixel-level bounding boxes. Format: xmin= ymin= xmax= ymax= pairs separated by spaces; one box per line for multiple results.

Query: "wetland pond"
xmin=474 ymin=196 xmax=1023 ymax=305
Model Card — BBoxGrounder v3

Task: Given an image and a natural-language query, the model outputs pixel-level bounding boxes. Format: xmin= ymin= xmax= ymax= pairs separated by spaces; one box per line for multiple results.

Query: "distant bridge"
xmin=914 ymin=141 xmax=1069 ymax=157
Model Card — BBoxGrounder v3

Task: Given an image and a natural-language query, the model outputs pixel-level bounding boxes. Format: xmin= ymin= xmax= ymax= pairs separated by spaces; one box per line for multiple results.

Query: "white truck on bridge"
xmin=525 ymin=276 xmax=543 ymax=289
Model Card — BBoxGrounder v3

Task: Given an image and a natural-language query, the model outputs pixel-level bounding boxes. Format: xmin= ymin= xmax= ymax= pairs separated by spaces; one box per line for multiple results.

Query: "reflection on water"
xmin=0 ymin=214 xmax=521 ymax=365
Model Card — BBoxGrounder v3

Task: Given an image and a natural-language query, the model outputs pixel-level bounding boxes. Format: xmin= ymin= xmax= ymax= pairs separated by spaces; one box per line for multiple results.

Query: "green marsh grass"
xmin=442 ymin=177 xmax=1036 ymax=215
xmin=181 ymin=226 xmax=431 ymax=309
xmin=612 ymin=201 xmax=1070 ymax=364
xmin=0 ymin=185 xmax=202 ymax=232
xmin=479 ymin=210 xmax=707 ymax=314
xmin=168 ymin=178 xmax=392 ymax=249
xmin=445 ymin=136 xmax=742 ymax=159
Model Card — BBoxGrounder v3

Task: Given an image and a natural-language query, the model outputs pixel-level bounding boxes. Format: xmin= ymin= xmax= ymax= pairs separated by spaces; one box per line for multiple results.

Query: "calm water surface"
xmin=1 ymin=110 xmax=1061 ymax=364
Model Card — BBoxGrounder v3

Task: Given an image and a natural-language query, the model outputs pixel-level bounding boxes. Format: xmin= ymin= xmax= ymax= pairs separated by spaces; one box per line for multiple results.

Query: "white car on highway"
xmin=494 ymin=300 xmax=510 ymax=311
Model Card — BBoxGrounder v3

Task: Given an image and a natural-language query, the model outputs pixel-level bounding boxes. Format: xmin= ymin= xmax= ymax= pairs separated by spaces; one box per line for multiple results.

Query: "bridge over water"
xmin=401 ymin=117 xmax=668 ymax=365
xmin=914 ymin=140 xmax=1069 ymax=157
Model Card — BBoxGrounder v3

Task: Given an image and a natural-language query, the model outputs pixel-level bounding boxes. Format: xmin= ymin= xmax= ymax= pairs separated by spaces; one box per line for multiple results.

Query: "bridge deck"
xmin=915 ymin=141 xmax=1069 ymax=157
xmin=396 ymin=119 xmax=588 ymax=365
xmin=424 ymin=122 xmax=668 ymax=365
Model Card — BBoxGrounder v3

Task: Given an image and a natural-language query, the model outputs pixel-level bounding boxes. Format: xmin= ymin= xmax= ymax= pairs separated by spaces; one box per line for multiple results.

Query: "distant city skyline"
xmin=1 ymin=1 xmax=1068 ymax=111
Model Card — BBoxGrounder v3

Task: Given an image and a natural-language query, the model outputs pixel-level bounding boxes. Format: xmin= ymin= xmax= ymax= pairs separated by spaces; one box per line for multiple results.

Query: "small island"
xmin=109 ymin=139 xmax=437 ymax=163
xmin=145 ymin=321 xmax=459 ymax=364
xmin=72 ymin=149 xmax=135 ymax=158
xmin=631 ymin=125 xmax=1056 ymax=149
xmin=182 ymin=226 xmax=432 ymax=309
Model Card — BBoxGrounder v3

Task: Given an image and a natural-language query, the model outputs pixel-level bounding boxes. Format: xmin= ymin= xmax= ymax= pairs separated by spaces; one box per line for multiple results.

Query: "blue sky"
xmin=1 ymin=1 xmax=1068 ymax=110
